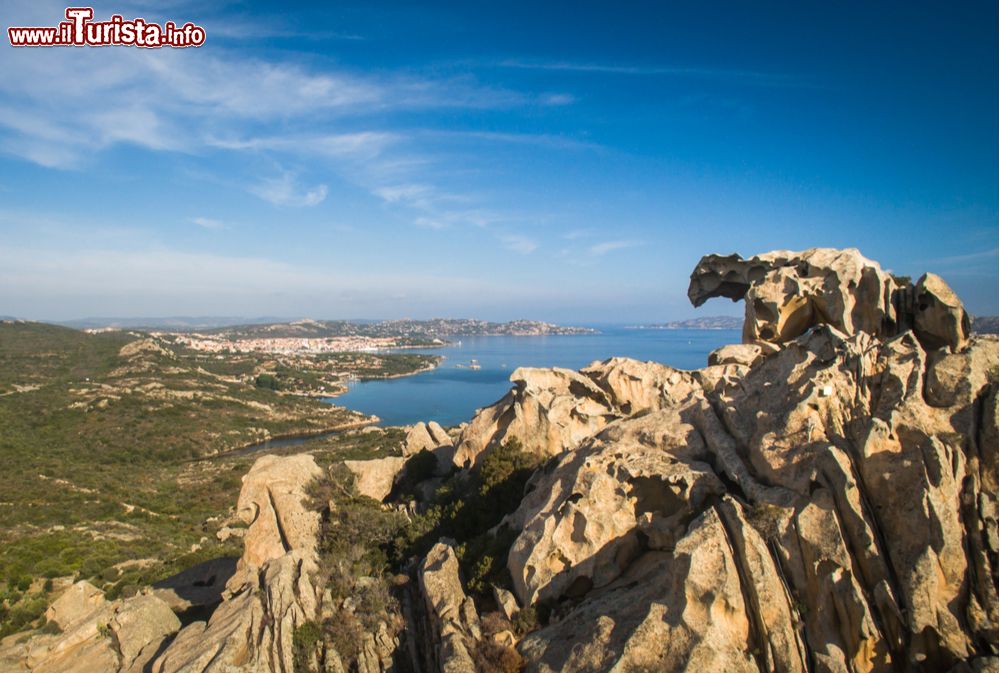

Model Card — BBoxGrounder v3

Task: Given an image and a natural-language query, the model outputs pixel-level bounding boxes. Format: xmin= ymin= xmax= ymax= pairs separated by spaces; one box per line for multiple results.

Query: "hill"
xmin=0 ymin=321 xmax=436 ymax=637
xmin=627 ymin=315 xmax=743 ymax=330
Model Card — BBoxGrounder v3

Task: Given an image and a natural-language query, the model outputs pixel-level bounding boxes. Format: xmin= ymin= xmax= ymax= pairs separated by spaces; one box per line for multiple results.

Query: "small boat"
xmin=469 ymin=359 xmax=481 ymax=370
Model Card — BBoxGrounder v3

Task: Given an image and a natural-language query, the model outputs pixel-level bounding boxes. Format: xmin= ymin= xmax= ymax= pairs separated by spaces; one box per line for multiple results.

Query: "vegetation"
xmin=397 ymin=439 xmax=540 ymax=595
xmin=300 ymin=464 xmax=407 ymax=671
xmin=0 ymin=321 xmax=416 ymax=636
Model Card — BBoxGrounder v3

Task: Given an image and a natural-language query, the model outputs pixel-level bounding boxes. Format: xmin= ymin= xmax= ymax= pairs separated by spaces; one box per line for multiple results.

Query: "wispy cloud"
xmin=500 ymin=234 xmax=538 ymax=255
xmin=373 ymin=184 xmax=435 ymax=204
xmin=250 ymin=173 xmax=328 ymax=207
xmin=923 ymin=248 xmax=999 ymax=266
xmin=189 ymin=216 xmax=227 ymax=230
xmin=589 ymin=240 xmax=640 ymax=256
xmin=498 ymin=59 xmax=802 ymax=87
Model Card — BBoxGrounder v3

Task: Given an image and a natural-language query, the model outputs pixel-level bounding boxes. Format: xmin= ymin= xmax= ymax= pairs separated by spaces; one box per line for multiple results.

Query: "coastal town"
xmin=166 ymin=333 xmax=443 ymax=355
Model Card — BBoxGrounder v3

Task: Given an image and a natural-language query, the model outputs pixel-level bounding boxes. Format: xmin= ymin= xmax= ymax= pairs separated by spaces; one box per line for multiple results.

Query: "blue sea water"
xmin=326 ymin=328 xmax=740 ymax=427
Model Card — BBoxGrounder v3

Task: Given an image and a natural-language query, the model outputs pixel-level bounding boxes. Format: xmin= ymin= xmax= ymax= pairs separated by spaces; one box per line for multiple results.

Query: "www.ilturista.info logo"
xmin=8 ymin=7 xmax=206 ymax=48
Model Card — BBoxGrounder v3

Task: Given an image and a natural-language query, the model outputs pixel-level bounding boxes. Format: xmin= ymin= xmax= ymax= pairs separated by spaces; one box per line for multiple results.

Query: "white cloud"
xmin=189 ymin=216 xmax=226 ymax=230
xmin=541 ymin=93 xmax=576 ymax=106
xmin=500 ymin=234 xmax=538 ymax=254
xmin=250 ymin=173 xmax=328 ymax=207
xmin=589 ymin=240 xmax=640 ymax=255
xmin=374 ymin=184 xmax=434 ymax=203
xmin=562 ymin=228 xmax=596 ymax=240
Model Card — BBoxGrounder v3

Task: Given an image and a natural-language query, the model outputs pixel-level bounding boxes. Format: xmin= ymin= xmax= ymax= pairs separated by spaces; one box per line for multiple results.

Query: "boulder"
xmin=492 ymin=585 xmax=520 ymax=622
xmin=233 ymin=453 xmax=323 ymax=569
xmin=404 ymin=422 xmax=457 ymax=476
xmin=404 ymin=422 xmax=437 ymax=456
xmin=152 ymin=454 xmax=324 ymax=672
xmin=0 ymin=583 xmax=180 ymax=674
xmin=108 ymin=595 xmax=180 ymax=671
xmin=912 ymin=272 xmax=971 ymax=351
xmin=405 ymin=421 xmax=452 ymax=456
xmin=707 ymin=343 xmax=765 ymax=368
xmin=452 ymin=365 xmax=625 ymax=468
xmin=418 ymin=543 xmax=478 ymax=673
xmin=344 ymin=456 xmax=408 ymax=501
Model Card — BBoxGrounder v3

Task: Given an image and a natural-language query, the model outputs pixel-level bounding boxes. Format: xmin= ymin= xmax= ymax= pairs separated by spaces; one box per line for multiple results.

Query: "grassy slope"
xmin=0 ymin=322 xmax=411 ymax=635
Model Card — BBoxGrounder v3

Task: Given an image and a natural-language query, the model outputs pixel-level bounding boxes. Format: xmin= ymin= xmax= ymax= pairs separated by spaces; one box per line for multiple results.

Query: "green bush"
xmin=395 ymin=439 xmax=539 ymax=596
xmin=254 ymin=374 xmax=281 ymax=390
xmin=392 ymin=450 xmax=440 ymax=499
xmin=293 ymin=621 xmax=323 ymax=672
xmin=0 ymin=594 xmax=47 ymax=638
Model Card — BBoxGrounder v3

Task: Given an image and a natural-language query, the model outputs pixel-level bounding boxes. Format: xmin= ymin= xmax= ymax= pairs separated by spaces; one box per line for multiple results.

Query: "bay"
xmin=326 ymin=327 xmax=740 ymax=427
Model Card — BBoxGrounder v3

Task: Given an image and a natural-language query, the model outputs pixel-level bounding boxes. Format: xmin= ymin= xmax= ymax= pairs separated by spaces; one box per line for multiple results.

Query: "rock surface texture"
xmin=344 ymin=456 xmax=408 ymax=501
xmin=418 ymin=543 xmax=480 ymax=672
xmin=503 ymin=248 xmax=997 ymax=672
xmin=687 ymin=247 xmax=971 ymax=351
xmin=0 ymin=582 xmax=180 ymax=673
xmin=152 ymin=454 xmax=324 ymax=672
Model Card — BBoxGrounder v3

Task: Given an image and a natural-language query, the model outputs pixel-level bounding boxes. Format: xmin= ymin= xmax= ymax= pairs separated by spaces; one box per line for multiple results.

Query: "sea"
xmin=325 ymin=327 xmax=740 ymax=427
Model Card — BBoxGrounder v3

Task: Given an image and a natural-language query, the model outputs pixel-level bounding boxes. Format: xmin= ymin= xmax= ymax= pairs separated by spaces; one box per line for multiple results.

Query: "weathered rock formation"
xmin=152 ymin=454 xmax=323 ymax=672
xmin=417 ymin=543 xmax=480 ymax=672
xmin=501 ymin=248 xmax=996 ymax=672
xmin=452 ymin=358 xmax=695 ymax=469
xmin=344 ymin=456 xmax=408 ymax=501
xmin=688 ymin=247 xmax=971 ymax=351
xmin=0 ymin=582 xmax=180 ymax=672
xmin=406 ymin=421 xmax=457 ymax=474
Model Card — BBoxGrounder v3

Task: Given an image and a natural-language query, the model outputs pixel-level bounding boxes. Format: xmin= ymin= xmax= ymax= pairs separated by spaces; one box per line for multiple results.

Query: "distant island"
xmin=972 ymin=315 xmax=999 ymax=334
xmin=627 ymin=314 xmax=999 ymax=335
xmin=627 ymin=315 xmax=743 ymax=330
xmin=195 ymin=318 xmax=596 ymax=339
xmin=90 ymin=319 xmax=599 ymax=358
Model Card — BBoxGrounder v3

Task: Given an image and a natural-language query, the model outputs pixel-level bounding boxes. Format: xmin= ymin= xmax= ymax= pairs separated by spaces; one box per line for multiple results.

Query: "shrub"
xmin=254 ymin=374 xmax=281 ymax=390
xmin=394 ymin=439 xmax=539 ymax=595
xmin=472 ymin=639 xmax=525 ymax=673
xmin=512 ymin=606 xmax=540 ymax=635
xmin=392 ymin=450 xmax=440 ymax=499
xmin=293 ymin=621 xmax=323 ymax=672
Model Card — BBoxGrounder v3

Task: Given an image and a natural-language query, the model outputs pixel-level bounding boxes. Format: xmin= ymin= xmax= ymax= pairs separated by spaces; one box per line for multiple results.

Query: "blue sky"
xmin=0 ymin=1 xmax=996 ymax=323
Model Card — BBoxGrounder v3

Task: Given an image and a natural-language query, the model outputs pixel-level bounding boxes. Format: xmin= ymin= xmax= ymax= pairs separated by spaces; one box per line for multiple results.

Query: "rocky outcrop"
xmin=152 ymin=454 xmax=323 ymax=672
xmin=344 ymin=456 xmax=408 ymax=501
xmin=506 ymin=408 xmax=729 ymax=606
xmin=405 ymin=421 xmax=457 ymax=474
xmin=418 ymin=542 xmax=479 ymax=672
xmin=151 ymin=557 xmax=238 ymax=615
xmin=912 ymin=272 xmax=971 ymax=351
xmin=505 ymin=248 xmax=997 ymax=672
xmin=452 ymin=358 xmax=700 ymax=469
xmin=688 ymin=247 xmax=971 ymax=351
xmin=0 ymin=582 xmax=180 ymax=673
